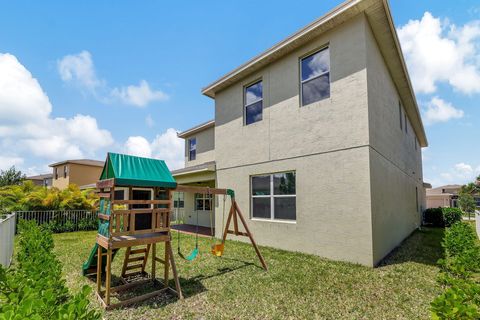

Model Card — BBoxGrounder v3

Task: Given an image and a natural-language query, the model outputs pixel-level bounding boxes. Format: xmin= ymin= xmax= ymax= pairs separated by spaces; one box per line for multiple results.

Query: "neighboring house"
xmin=25 ymin=173 xmax=53 ymax=188
xmin=49 ymin=159 xmax=104 ymax=190
xmin=172 ymin=0 xmax=428 ymax=267
xmin=426 ymin=184 xmax=480 ymax=209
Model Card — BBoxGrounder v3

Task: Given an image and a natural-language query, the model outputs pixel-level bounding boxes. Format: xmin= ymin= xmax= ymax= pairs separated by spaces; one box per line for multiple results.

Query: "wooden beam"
xmin=233 ymin=201 xmax=268 ymax=271
xmin=105 ymin=248 xmax=112 ymax=305
xmin=96 ymin=179 xmax=115 ymax=189
xmin=167 ymin=241 xmax=183 ymax=299
xmin=105 ymin=287 xmax=169 ymax=310
xmin=113 ymin=200 xmax=171 ymax=205
xmin=98 ymin=213 xmax=110 ymax=221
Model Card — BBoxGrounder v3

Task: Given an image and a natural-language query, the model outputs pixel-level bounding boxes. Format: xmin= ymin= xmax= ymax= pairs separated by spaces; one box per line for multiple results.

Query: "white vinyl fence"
xmin=0 ymin=212 xmax=16 ymax=267
xmin=16 ymin=210 xmax=97 ymax=232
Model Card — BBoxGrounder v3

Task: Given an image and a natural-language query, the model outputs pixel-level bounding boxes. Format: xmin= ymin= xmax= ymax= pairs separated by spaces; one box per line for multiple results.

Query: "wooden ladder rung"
xmin=130 ymin=248 xmax=147 ymax=255
xmin=127 ymin=256 xmax=146 ymax=263
xmin=122 ymin=271 xmax=146 ymax=278
xmin=125 ymin=264 xmax=143 ymax=271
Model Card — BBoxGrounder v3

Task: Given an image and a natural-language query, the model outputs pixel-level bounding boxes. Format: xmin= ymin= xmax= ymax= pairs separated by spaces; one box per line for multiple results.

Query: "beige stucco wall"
xmin=365 ymin=19 xmax=425 ymax=264
xmin=213 ymin=14 xmax=376 ymax=266
xmin=183 ymin=126 xmax=215 ymax=167
xmin=52 ymin=163 xmax=103 ymax=190
xmin=426 ymin=195 xmax=450 ymax=208
xmin=216 ymin=147 xmax=374 ymax=266
xmin=51 ymin=165 xmax=69 ymax=190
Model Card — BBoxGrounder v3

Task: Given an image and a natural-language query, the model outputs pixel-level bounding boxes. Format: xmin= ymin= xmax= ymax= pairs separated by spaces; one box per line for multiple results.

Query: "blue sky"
xmin=0 ymin=0 xmax=479 ymax=186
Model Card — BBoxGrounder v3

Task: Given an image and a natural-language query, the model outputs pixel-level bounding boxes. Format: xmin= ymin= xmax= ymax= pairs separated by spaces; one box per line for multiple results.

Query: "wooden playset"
xmin=82 ymin=153 xmax=267 ymax=310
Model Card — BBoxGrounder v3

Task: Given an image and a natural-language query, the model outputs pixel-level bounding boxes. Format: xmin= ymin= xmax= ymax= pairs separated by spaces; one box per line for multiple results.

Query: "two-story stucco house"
xmin=49 ymin=159 xmax=104 ymax=190
xmin=171 ymin=0 xmax=428 ymax=267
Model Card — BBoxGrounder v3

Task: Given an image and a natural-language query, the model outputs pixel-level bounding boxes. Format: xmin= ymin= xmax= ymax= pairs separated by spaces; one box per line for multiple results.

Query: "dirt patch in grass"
xmin=52 ymin=228 xmax=444 ymax=319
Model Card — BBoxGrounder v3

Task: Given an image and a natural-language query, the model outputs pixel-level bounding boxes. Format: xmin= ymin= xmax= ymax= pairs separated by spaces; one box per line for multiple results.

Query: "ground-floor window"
xmin=195 ymin=193 xmax=213 ymax=211
xmin=173 ymin=192 xmax=185 ymax=208
xmin=251 ymin=171 xmax=296 ymax=221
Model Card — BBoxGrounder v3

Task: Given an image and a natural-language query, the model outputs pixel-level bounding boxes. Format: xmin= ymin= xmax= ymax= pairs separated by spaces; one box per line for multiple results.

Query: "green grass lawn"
xmin=52 ymin=228 xmax=444 ymax=319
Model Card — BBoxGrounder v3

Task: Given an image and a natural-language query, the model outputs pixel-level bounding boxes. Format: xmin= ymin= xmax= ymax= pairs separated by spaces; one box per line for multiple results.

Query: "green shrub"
xmin=423 ymin=207 xmax=463 ymax=227
xmin=442 ymin=208 xmax=463 ymax=227
xmin=431 ymin=278 xmax=480 ymax=319
xmin=0 ymin=221 xmax=100 ymax=319
xmin=424 ymin=208 xmax=443 ymax=226
xmin=431 ymin=221 xmax=480 ymax=319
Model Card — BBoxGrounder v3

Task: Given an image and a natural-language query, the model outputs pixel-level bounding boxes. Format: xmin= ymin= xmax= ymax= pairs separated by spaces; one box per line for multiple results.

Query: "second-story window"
xmin=301 ymin=47 xmax=330 ymax=106
xmin=63 ymin=165 xmax=68 ymax=178
xmin=188 ymin=138 xmax=196 ymax=161
xmin=54 ymin=168 xmax=58 ymax=180
xmin=245 ymin=80 xmax=263 ymax=125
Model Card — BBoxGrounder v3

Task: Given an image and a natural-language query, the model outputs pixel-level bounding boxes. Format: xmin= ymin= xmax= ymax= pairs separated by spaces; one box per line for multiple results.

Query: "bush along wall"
xmin=0 ymin=221 xmax=100 ymax=319
xmin=423 ymin=207 xmax=463 ymax=227
xmin=430 ymin=222 xmax=480 ymax=319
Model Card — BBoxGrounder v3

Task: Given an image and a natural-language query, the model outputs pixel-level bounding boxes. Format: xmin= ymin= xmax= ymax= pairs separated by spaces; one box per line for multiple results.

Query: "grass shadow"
xmin=378 ymin=227 xmax=445 ymax=267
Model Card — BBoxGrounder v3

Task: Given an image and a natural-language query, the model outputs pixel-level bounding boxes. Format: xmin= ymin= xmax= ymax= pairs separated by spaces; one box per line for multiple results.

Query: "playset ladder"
xmin=121 ymin=245 xmax=151 ymax=278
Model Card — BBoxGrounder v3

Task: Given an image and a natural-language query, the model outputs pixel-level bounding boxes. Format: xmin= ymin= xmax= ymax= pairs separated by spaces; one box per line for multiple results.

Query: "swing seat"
xmin=185 ymin=247 xmax=199 ymax=261
xmin=211 ymin=244 xmax=224 ymax=257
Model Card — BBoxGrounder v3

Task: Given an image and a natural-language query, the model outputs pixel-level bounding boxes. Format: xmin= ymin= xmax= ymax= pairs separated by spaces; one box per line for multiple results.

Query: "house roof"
xmin=426 ymin=184 xmax=463 ymax=196
xmin=177 ymin=120 xmax=215 ymax=139
xmin=200 ymin=0 xmax=428 ymax=147
xmin=171 ymin=161 xmax=216 ymax=176
xmin=26 ymin=173 xmax=53 ymax=180
xmin=49 ymin=159 xmax=105 ymax=168
xmin=99 ymin=153 xmax=177 ymax=188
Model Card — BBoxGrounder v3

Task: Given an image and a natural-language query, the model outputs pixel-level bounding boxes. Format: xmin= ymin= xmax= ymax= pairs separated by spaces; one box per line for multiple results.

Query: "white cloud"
xmin=123 ymin=128 xmax=184 ymax=170
xmin=145 ymin=114 xmax=155 ymax=127
xmin=124 ymin=136 xmax=152 ymax=158
xmin=0 ymin=52 xmax=113 ymax=170
xmin=0 ymin=156 xmax=24 ymax=170
xmin=423 ymin=97 xmax=464 ymax=124
xmin=58 ymin=50 xmax=103 ymax=92
xmin=434 ymin=162 xmax=480 ymax=186
xmin=58 ymin=51 xmax=168 ymax=107
xmin=398 ymin=12 xmax=480 ymax=94
xmin=111 ymin=80 xmax=168 ymax=107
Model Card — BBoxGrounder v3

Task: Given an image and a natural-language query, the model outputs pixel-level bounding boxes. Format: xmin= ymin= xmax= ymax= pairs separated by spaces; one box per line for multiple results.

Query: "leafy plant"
xmin=0 ymin=166 xmax=26 ymax=187
xmin=0 ymin=221 xmax=100 ymax=319
xmin=423 ymin=207 xmax=462 ymax=227
xmin=431 ymin=221 xmax=480 ymax=319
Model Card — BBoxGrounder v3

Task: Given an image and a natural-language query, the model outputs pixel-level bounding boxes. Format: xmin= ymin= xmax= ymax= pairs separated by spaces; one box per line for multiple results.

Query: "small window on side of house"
xmin=63 ymin=165 xmax=68 ymax=178
xmin=300 ymin=47 xmax=330 ymax=106
xmin=244 ymin=80 xmax=263 ymax=125
xmin=188 ymin=138 xmax=196 ymax=161
xmin=54 ymin=168 xmax=58 ymax=180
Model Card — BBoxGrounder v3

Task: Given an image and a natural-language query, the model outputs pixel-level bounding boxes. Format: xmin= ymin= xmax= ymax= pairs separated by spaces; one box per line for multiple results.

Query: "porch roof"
xmin=171 ymin=161 xmax=216 ymax=177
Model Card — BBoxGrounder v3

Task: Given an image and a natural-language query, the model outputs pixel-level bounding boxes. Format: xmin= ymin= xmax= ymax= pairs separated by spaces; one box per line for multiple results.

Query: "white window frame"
xmin=244 ymin=79 xmax=263 ymax=126
xmin=188 ymin=137 xmax=197 ymax=161
xmin=250 ymin=172 xmax=296 ymax=223
xmin=300 ymin=46 xmax=330 ymax=107
xmin=195 ymin=193 xmax=213 ymax=211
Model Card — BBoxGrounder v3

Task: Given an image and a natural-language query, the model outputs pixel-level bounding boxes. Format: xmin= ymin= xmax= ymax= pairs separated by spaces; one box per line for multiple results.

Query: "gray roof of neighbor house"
xmin=49 ymin=159 xmax=105 ymax=167
xmin=200 ymin=0 xmax=428 ymax=147
xmin=426 ymin=184 xmax=463 ymax=196
xmin=177 ymin=120 xmax=215 ymax=139
xmin=26 ymin=173 xmax=53 ymax=180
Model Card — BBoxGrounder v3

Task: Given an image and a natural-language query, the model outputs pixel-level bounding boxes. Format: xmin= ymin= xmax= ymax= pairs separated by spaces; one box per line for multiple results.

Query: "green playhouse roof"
xmin=99 ymin=152 xmax=177 ymax=188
